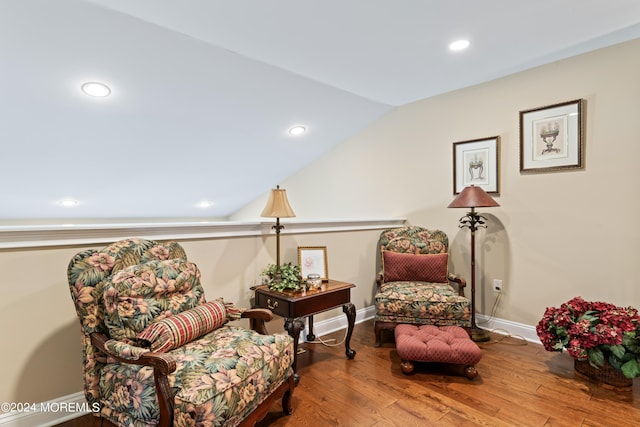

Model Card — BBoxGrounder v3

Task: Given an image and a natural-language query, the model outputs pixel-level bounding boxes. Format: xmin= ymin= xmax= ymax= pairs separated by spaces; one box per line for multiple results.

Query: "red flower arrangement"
xmin=536 ymin=296 xmax=640 ymax=378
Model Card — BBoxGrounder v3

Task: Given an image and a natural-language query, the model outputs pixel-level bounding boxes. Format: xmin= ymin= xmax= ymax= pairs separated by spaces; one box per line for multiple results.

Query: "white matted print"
xmin=533 ymin=115 xmax=568 ymax=161
xmin=520 ymin=99 xmax=584 ymax=172
xmin=453 ymin=136 xmax=500 ymax=195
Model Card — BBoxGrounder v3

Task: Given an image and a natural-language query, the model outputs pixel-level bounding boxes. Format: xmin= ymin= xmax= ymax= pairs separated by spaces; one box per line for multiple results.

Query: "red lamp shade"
xmin=448 ymin=185 xmax=500 ymax=209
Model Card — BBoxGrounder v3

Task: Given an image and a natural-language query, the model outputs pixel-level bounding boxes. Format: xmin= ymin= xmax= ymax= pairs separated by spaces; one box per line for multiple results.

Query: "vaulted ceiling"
xmin=2 ymin=0 xmax=639 ymax=223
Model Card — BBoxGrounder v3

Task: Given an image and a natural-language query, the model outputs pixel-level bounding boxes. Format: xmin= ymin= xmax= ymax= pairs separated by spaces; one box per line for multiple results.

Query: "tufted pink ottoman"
xmin=394 ymin=324 xmax=482 ymax=379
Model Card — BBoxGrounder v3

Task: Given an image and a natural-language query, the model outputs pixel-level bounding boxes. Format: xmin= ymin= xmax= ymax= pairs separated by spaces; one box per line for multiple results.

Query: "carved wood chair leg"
xmin=400 ymin=360 xmax=414 ymax=374
xmin=282 ymin=375 xmax=295 ymax=415
xmin=374 ymin=322 xmax=382 ymax=347
xmin=464 ymin=365 xmax=478 ymax=380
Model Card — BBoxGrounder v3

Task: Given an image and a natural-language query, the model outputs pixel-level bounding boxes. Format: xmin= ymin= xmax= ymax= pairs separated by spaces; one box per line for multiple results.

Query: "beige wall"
xmin=237 ymin=38 xmax=640 ymax=322
xmin=0 ymin=229 xmax=382 ymax=408
xmin=3 ymin=37 xmax=640 ymax=409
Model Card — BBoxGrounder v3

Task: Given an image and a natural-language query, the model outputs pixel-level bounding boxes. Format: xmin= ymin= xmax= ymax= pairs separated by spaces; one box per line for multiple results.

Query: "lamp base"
xmin=469 ymin=326 xmax=490 ymax=342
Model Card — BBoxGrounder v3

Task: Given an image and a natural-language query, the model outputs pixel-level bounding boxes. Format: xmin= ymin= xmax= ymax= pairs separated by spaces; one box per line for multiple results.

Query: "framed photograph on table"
xmin=453 ymin=136 xmax=500 ymax=195
xmin=519 ymin=99 xmax=584 ymax=173
xmin=298 ymin=246 xmax=328 ymax=281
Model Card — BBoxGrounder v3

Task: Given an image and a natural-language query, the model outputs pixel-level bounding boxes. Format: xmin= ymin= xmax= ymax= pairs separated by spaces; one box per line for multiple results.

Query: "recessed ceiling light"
xmin=197 ymin=201 xmax=215 ymax=208
xmin=449 ymin=39 xmax=471 ymax=51
xmin=57 ymin=199 xmax=80 ymax=207
xmin=81 ymin=82 xmax=111 ymax=97
xmin=289 ymin=126 xmax=306 ymax=136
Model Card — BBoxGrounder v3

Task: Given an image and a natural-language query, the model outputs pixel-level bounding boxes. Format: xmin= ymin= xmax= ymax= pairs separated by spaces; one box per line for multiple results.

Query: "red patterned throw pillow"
xmin=136 ymin=300 xmax=228 ymax=352
xmin=382 ymin=251 xmax=448 ymax=283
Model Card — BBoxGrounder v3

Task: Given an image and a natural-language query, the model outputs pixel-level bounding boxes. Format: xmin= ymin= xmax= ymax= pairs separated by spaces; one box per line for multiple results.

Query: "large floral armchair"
xmin=374 ymin=226 xmax=471 ymax=346
xmin=68 ymin=238 xmax=295 ymax=427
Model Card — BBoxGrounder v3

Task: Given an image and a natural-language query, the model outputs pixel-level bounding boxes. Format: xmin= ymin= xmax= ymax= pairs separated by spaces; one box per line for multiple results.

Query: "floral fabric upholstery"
xmin=68 ymin=238 xmax=294 ymax=427
xmin=375 ymin=227 xmax=471 ymax=332
xmin=102 ymin=257 xmax=206 ymax=341
xmin=375 ymin=282 xmax=470 ymax=325
xmin=100 ymin=326 xmax=294 ymax=427
xmin=68 ymin=239 xmax=187 ymax=409
xmin=379 ymin=227 xmax=448 ymax=255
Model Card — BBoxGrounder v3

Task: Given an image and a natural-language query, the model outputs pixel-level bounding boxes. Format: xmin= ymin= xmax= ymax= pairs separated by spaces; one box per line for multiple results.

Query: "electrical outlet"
xmin=493 ymin=279 xmax=503 ymax=293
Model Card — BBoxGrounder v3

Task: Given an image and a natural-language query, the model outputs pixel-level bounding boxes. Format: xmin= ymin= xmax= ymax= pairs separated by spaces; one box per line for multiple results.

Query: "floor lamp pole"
xmin=464 ymin=207 xmax=490 ymax=342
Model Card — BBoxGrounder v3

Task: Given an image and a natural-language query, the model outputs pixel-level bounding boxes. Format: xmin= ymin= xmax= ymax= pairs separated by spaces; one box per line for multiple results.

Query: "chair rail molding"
xmin=0 ymin=218 xmax=406 ymax=249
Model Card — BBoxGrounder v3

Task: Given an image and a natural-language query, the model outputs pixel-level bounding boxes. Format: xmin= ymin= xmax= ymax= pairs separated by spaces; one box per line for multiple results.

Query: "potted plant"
xmin=262 ymin=262 xmax=301 ymax=292
xmin=536 ymin=296 xmax=640 ymax=382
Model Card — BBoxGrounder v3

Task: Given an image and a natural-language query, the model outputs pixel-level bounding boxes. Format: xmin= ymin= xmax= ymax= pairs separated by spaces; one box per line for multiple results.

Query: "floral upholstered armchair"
xmin=374 ymin=226 xmax=471 ymax=346
xmin=68 ymin=238 xmax=295 ymax=427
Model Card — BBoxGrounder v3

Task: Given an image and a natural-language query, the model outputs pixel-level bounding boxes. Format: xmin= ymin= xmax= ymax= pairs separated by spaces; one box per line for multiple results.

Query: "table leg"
xmin=306 ymin=315 xmax=316 ymax=341
xmin=343 ymin=302 xmax=356 ymax=359
xmin=284 ymin=317 xmax=305 ymax=385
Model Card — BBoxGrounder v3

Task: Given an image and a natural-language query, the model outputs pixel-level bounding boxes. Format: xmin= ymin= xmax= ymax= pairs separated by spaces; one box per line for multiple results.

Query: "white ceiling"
xmin=2 ymin=0 xmax=640 ymax=222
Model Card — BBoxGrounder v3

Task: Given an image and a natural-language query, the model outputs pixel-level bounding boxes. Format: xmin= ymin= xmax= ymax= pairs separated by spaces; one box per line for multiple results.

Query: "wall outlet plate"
xmin=493 ymin=279 xmax=503 ymax=293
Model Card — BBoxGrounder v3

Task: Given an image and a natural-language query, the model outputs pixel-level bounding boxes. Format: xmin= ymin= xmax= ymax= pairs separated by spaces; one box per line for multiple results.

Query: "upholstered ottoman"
xmin=395 ymin=324 xmax=481 ymax=379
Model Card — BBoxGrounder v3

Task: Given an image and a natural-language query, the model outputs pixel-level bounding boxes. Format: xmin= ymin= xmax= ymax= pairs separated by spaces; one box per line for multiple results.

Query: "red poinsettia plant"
xmin=536 ymin=296 xmax=640 ymax=379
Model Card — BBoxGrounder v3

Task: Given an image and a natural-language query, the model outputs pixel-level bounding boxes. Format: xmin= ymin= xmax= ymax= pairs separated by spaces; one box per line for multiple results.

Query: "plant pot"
xmin=574 ymin=359 xmax=633 ymax=391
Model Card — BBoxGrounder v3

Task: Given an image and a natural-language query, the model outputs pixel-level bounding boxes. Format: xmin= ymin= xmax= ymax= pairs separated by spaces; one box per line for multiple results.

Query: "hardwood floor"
xmin=57 ymin=320 xmax=640 ymax=427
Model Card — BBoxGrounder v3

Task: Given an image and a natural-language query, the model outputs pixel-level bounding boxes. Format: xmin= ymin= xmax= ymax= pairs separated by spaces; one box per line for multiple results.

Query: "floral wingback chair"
xmin=374 ymin=226 xmax=471 ymax=346
xmin=68 ymin=238 xmax=295 ymax=427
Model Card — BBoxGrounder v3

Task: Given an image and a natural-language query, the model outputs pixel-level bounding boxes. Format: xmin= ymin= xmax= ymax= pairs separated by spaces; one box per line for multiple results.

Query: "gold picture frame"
xmin=297 ymin=246 xmax=328 ymax=281
xmin=453 ymin=136 xmax=500 ymax=195
xmin=519 ymin=99 xmax=584 ymax=173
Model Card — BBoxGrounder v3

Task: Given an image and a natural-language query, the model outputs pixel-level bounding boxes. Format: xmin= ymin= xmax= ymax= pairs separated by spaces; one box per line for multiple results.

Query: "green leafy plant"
xmin=536 ymin=296 xmax=640 ymax=378
xmin=262 ymin=262 xmax=301 ymax=292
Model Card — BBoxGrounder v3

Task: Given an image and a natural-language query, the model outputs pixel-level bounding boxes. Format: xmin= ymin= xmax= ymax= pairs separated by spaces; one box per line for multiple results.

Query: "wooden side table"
xmin=253 ymin=280 xmax=356 ymax=383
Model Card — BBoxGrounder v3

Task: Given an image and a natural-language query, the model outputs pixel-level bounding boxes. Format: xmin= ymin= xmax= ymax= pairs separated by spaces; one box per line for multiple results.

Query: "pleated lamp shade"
xmin=261 ymin=186 xmax=296 ymax=218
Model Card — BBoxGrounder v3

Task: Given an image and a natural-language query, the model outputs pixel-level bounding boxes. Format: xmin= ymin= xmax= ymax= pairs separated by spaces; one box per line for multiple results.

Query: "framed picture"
xmin=453 ymin=136 xmax=500 ymax=195
xmin=519 ymin=99 xmax=584 ymax=172
xmin=297 ymin=246 xmax=328 ymax=281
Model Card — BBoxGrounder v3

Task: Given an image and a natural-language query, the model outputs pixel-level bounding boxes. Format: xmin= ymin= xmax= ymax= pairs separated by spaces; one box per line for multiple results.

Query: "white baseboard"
xmin=300 ymin=306 xmax=542 ymax=344
xmin=0 ymin=307 xmax=536 ymax=427
xmin=476 ymin=313 xmax=541 ymax=344
xmin=0 ymin=392 xmax=94 ymax=427
xmin=306 ymin=306 xmax=541 ymax=345
xmin=301 ymin=305 xmax=376 ymax=340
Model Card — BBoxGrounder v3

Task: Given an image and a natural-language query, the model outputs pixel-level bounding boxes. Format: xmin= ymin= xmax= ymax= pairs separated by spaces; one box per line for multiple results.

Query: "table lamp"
xmin=261 ymin=185 xmax=296 ymax=282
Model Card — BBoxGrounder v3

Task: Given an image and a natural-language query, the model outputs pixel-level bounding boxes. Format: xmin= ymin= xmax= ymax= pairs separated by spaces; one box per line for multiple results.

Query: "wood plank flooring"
xmin=56 ymin=319 xmax=640 ymax=427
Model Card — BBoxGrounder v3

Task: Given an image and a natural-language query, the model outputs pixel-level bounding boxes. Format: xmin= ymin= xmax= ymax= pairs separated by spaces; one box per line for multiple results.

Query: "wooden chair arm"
xmin=242 ymin=307 xmax=274 ymax=322
xmin=376 ymin=271 xmax=384 ymax=288
xmin=448 ymin=273 xmax=467 ymax=297
xmin=91 ymin=333 xmax=175 ymax=427
xmin=241 ymin=308 xmax=274 ymax=335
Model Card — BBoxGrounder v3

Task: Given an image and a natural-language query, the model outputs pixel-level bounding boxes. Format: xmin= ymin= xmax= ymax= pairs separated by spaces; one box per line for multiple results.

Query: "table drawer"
xmin=290 ymin=289 xmax=350 ymax=317
xmin=255 ymin=292 xmax=292 ymax=317
xmin=255 ymin=288 xmax=351 ymax=318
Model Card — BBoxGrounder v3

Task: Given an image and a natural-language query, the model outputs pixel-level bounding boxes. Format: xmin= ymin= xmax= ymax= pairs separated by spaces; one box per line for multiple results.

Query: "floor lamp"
xmin=261 ymin=185 xmax=296 ymax=282
xmin=448 ymin=185 xmax=499 ymax=342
